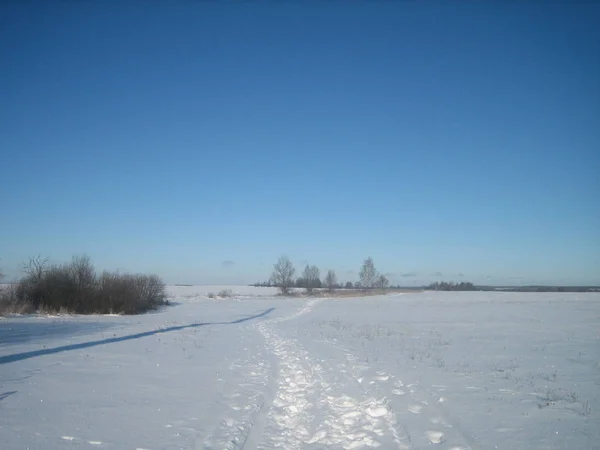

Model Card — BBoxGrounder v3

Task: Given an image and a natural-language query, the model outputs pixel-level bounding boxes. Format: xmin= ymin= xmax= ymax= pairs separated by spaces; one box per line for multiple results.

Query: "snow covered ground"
xmin=1 ymin=287 xmax=599 ymax=449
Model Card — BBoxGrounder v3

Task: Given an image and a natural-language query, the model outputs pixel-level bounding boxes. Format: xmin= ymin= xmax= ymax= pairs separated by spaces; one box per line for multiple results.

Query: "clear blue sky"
xmin=1 ymin=2 xmax=598 ymax=286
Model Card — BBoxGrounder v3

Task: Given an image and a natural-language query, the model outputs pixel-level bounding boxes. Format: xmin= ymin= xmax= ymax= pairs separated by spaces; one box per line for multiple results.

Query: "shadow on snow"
xmin=0 ymin=307 xmax=275 ymax=365
xmin=0 ymin=390 xmax=18 ymax=401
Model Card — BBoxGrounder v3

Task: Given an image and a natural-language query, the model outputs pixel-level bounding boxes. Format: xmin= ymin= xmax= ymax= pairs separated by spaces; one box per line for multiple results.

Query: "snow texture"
xmin=1 ymin=287 xmax=599 ymax=449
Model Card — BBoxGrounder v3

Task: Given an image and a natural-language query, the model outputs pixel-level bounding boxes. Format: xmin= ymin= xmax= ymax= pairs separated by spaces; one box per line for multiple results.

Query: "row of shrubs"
xmin=0 ymin=255 xmax=168 ymax=315
xmin=207 ymin=289 xmax=233 ymax=299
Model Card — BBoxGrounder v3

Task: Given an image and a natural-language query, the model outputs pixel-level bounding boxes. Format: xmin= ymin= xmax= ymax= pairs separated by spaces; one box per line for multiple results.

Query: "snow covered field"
xmin=1 ymin=287 xmax=599 ymax=449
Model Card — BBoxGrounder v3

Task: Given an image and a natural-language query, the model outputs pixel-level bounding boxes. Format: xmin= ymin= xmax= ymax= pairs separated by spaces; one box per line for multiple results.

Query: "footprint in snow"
xmin=426 ymin=430 xmax=444 ymax=444
xmin=223 ymin=418 xmax=235 ymax=427
xmin=430 ymin=417 xmax=450 ymax=427
xmin=373 ymin=374 xmax=389 ymax=381
xmin=366 ymin=406 xmax=389 ymax=418
xmin=408 ymin=404 xmax=423 ymax=414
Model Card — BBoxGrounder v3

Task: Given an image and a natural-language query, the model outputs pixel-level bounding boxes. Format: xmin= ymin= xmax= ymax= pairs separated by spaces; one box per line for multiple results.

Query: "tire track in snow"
xmin=257 ymin=299 xmax=411 ymax=449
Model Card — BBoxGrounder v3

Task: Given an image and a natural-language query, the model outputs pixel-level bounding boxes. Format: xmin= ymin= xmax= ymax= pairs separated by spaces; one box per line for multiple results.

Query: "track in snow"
xmin=204 ymin=300 xmax=413 ymax=449
xmin=195 ymin=298 xmax=475 ymax=449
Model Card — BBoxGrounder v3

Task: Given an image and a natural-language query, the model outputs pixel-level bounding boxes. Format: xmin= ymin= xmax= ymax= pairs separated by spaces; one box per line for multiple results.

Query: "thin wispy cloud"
xmin=222 ymin=260 xmax=236 ymax=267
xmin=400 ymin=272 xmax=418 ymax=278
xmin=433 ymin=272 xmax=443 ymax=277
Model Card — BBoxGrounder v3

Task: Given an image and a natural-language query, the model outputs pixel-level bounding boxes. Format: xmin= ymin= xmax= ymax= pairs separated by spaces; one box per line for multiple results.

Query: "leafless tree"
xmin=302 ymin=264 xmax=320 ymax=294
xmin=270 ymin=256 xmax=296 ymax=295
xmin=324 ymin=269 xmax=337 ymax=293
xmin=69 ymin=255 xmax=96 ymax=309
xmin=22 ymin=255 xmax=49 ymax=281
xmin=359 ymin=257 xmax=377 ymax=290
xmin=375 ymin=274 xmax=389 ymax=290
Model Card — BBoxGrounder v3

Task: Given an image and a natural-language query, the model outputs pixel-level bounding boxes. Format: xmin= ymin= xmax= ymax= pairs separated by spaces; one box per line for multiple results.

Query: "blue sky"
xmin=1 ymin=3 xmax=598 ymax=286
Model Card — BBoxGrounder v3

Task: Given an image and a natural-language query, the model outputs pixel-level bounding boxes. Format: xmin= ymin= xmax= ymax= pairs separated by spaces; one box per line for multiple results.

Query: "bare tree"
xmin=375 ymin=274 xmax=389 ymax=290
xmin=302 ymin=264 xmax=320 ymax=294
xmin=22 ymin=255 xmax=49 ymax=281
xmin=270 ymin=256 xmax=296 ymax=295
xmin=359 ymin=257 xmax=377 ymax=290
xmin=324 ymin=269 xmax=337 ymax=293
xmin=69 ymin=255 xmax=96 ymax=309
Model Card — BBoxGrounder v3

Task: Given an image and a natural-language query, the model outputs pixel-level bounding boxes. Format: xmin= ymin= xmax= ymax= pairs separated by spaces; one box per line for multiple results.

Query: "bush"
xmin=4 ymin=255 xmax=168 ymax=315
xmin=218 ymin=289 xmax=233 ymax=298
xmin=96 ymin=272 xmax=167 ymax=314
xmin=0 ymin=283 xmax=34 ymax=315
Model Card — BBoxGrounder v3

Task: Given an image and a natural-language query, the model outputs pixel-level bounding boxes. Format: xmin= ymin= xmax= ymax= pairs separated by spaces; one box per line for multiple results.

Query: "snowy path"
xmin=255 ymin=299 xmax=410 ymax=449
xmin=1 ymin=289 xmax=599 ymax=449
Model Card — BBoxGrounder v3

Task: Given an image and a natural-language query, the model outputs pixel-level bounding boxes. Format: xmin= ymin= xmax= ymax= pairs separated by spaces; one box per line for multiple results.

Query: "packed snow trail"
xmin=252 ymin=298 xmax=412 ymax=449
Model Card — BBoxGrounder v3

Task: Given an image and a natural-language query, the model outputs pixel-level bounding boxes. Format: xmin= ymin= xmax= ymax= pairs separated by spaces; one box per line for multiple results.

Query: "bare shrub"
xmin=13 ymin=255 xmax=167 ymax=315
xmin=581 ymin=400 xmax=592 ymax=416
xmin=0 ymin=283 xmax=34 ymax=316
xmin=536 ymin=388 xmax=580 ymax=409
xmin=97 ymin=272 xmax=167 ymax=314
xmin=218 ymin=289 xmax=233 ymax=298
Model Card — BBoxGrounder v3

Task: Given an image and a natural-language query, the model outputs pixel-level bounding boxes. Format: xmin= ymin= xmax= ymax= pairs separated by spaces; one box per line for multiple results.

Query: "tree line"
xmin=251 ymin=257 xmax=486 ymax=295
xmin=426 ymin=281 xmax=476 ymax=291
xmin=263 ymin=256 xmax=390 ymax=295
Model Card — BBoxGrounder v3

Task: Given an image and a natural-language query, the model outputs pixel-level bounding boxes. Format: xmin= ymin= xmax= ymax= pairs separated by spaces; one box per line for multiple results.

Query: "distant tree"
xmin=375 ymin=274 xmax=389 ymax=289
xmin=302 ymin=264 xmax=321 ymax=294
xmin=270 ymin=256 xmax=295 ymax=295
xmin=359 ymin=257 xmax=377 ymax=290
xmin=250 ymin=280 xmax=273 ymax=287
xmin=324 ymin=269 xmax=337 ymax=293
xmin=345 ymin=281 xmax=353 ymax=289
xmin=427 ymin=281 xmax=475 ymax=291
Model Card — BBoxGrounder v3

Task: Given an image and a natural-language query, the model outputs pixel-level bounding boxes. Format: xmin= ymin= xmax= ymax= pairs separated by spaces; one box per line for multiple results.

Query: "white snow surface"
xmin=1 ymin=287 xmax=599 ymax=449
